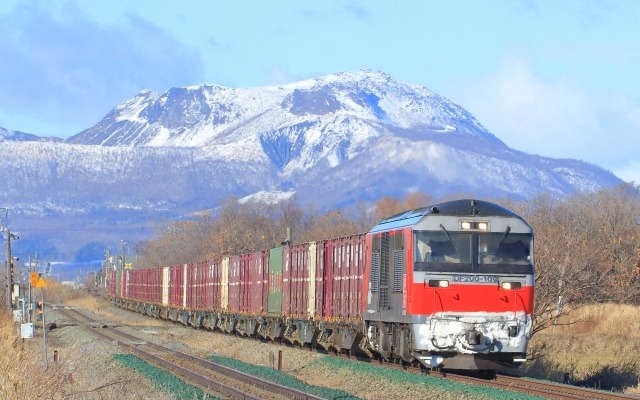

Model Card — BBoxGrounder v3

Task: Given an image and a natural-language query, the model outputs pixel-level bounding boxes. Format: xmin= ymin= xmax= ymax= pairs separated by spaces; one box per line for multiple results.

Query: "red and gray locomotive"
xmin=111 ymin=199 xmax=534 ymax=370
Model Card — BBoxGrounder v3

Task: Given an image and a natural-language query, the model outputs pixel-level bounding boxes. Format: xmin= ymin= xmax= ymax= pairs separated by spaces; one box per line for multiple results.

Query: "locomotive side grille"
xmin=371 ymin=252 xmax=380 ymax=293
xmin=379 ymin=233 xmax=390 ymax=309
xmin=393 ymin=250 xmax=403 ymax=293
xmin=379 ymin=287 xmax=389 ymax=310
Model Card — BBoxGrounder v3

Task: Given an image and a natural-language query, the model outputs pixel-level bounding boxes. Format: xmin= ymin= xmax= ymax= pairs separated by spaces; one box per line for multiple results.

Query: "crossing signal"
xmin=37 ymin=301 xmax=43 ymax=315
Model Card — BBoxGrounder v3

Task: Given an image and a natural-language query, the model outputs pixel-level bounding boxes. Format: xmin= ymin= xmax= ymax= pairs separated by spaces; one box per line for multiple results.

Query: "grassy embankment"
xmin=522 ymin=303 xmax=640 ymax=393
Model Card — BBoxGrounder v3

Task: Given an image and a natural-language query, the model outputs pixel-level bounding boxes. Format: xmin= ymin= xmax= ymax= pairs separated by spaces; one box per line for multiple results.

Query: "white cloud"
xmin=451 ymin=57 xmax=640 ymax=182
xmin=0 ymin=3 xmax=203 ymax=137
xmin=263 ymin=66 xmax=296 ymax=86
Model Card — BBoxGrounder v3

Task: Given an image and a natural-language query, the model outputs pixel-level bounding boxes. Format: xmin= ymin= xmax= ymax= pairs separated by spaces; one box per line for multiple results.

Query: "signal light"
xmin=37 ymin=301 xmax=43 ymax=315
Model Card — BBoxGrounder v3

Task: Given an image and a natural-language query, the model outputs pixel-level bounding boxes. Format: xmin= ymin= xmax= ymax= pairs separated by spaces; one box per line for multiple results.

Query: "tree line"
xmin=135 ymin=184 xmax=640 ymax=336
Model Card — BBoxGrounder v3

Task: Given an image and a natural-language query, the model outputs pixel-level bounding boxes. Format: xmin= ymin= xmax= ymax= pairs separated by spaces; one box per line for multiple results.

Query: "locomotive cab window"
xmin=414 ymin=231 xmax=472 ymax=272
xmin=478 ymin=234 xmax=531 ymax=265
xmin=414 ymin=231 xmax=533 ymax=274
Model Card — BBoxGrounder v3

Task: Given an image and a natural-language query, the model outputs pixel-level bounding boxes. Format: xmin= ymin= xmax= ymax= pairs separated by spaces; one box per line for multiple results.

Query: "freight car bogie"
xmin=258 ymin=317 xmax=285 ymax=341
xmin=326 ymin=323 xmax=364 ymax=355
xmin=364 ymin=321 xmax=414 ymax=363
xmin=283 ymin=319 xmax=318 ymax=346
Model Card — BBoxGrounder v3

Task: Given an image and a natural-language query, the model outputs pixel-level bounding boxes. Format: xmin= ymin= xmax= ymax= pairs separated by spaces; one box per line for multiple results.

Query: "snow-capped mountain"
xmin=68 ymin=70 xmax=497 ymax=148
xmin=66 ymin=70 xmax=619 ymax=200
xmin=0 ymin=70 xmax=623 ymax=264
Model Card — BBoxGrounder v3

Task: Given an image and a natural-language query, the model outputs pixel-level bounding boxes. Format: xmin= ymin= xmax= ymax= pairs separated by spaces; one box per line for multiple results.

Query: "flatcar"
xmin=110 ymin=199 xmax=534 ymax=370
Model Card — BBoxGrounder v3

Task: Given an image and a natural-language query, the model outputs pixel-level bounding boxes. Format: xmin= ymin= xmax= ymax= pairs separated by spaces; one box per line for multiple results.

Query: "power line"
xmin=12 ymin=227 xmax=154 ymax=232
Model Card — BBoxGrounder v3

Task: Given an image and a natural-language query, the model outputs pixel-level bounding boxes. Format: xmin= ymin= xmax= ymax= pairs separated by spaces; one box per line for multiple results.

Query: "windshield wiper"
xmin=498 ymin=226 xmax=511 ymax=246
xmin=439 ymin=224 xmax=459 ymax=254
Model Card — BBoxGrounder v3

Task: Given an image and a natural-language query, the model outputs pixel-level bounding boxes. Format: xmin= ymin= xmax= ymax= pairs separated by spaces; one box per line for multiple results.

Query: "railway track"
xmin=448 ymin=372 xmax=639 ymax=400
xmin=64 ymin=296 xmax=640 ymax=400
xmin=53 ymin=306 xmax=325 ymax=400
xmin=330 ymin=352 xmax=640 ymax=400
xmin=328 ymin=352 xmax=639 ymax=400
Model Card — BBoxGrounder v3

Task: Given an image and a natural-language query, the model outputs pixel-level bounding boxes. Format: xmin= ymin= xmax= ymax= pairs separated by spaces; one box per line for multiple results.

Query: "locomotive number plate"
xmin=452 ymin=275 xmax=499 ymax=284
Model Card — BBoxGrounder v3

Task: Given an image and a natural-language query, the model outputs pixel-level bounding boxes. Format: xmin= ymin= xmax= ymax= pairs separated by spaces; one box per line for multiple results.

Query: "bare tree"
xmin=505 ymin=184 xmax=640 ymax=337
xmin=297 ymin=209 xmax=361 ymax=242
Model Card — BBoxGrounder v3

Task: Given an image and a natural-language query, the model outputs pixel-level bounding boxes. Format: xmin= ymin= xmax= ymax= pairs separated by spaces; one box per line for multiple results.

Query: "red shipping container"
xmin=238 ymin=253 xmax=251 ymax=313
xmin=197 ymin=258 xmax=217 ymax=309
xmin=185 ymin=261 xmax=209 ymax=310
xmin=247 ymin=251 xmax=269 ymax=314
xmin=210 ymin=258 xmax=223 ymax=310
xmin=122 ymin=270 xmax=130 ymax=299
xmin=283 ymin=243 xmax=313 ymax=318
xmin=315 ymin=240 xmax=330 ymax=319
xmin=324 ymin=234 xmax=366 ymax=320
xmin=148 ymin=267 xmax=163 ymax=304
xmin=128 ymin=269 xmax=139 ymax=300
xmin=108 ymin=269 xmax=116 ymax=296
xmin=169 ymin=264 xmax=185 ymax=308
xmin=227 ymin=255 xmax=240 ymax=313
xmin=124 ymin=268 xmax=161 ymax=303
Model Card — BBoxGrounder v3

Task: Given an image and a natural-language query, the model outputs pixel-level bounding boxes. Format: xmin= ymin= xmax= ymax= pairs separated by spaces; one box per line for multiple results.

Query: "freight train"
xmin=110 ymin=199 xmax=534 ymax=370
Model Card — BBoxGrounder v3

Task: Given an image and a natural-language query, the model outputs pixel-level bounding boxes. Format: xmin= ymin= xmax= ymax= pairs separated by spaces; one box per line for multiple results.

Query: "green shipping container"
xmin=268 ymin=246 xmax=283 ymax=316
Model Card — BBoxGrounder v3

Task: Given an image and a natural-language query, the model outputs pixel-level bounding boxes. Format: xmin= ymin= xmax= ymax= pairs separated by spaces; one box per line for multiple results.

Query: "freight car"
xmin=111 ymin=199 xmax=534 ymax=370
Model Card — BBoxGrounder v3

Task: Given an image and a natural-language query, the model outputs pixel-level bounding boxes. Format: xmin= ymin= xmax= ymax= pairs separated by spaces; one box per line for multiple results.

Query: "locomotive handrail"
xmin=431 ymin=338 xmax=455 ymax=350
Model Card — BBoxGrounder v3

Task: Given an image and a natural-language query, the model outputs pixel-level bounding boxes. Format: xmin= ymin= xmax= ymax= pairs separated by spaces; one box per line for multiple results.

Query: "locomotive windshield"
xmin=414 ymin=231 xmax=533 ymax=274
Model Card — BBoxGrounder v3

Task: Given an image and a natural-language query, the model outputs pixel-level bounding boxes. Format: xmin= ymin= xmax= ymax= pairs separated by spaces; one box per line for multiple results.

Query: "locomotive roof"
xmin=369 ymin=199 xmax=522 ymax=233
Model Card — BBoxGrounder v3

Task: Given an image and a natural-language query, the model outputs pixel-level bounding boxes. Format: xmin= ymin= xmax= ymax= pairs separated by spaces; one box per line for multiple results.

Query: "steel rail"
xmin=56 ymin=306 xmax=324 ymax=400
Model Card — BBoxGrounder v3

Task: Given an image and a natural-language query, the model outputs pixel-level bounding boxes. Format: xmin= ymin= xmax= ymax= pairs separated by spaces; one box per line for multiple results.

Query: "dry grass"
xmin=0 ymin=283 xmax=174 ymax=400
xmin=552 ymin=304 xmax=640 ymax=336
xmin=523 ymin=303 xmax=640 ymax=394
xmin=0 ymin=309 xmax=68 ymax=399
xmin=39 ymin=280 xmax=90 ymax=304
xmin=0 ymin=282 xmax=89 ymax=399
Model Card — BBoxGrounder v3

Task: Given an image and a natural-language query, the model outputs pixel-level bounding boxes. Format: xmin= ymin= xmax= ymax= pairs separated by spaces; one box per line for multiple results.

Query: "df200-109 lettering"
xmin=452 ymin=275 xmax=499 ymax=283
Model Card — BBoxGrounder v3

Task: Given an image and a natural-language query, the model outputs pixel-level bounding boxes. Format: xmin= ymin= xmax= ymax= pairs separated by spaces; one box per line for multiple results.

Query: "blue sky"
xmin=0 ymin=0 xmax=638 ymax=183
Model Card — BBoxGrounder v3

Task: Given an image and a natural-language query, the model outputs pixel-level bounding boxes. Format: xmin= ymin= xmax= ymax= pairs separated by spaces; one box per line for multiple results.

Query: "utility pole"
xmin=28 ymin=254 xmax=32 ymax=323
xmin=33 ymin=253 xmax=38 ymax=323
xmin=104 ymin=248 xmax=110 ymax=288
xmin=5 ymin=228 xmax=18 ymax=309
xmin=120 ymin=240 xmax=126 ymax=269
xmin=6 ymin=228 xmax=11 ymax=308
xmin=0 ymin=207 xmax=8 ymax=308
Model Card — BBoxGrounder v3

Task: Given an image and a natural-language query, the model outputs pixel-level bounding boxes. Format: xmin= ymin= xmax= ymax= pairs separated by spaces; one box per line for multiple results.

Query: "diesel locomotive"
xmin=110 ymin=199 xmax=534 ymax=370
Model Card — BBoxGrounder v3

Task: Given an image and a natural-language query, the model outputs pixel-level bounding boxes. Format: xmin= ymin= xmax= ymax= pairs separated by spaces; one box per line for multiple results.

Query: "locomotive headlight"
xmin=501 ymin=281 xmax=522 ymax=290
xmin=460 ymin=221 xmax=489 ymax=230
xmin=428 ymin=279 xmax=450 ymax=288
